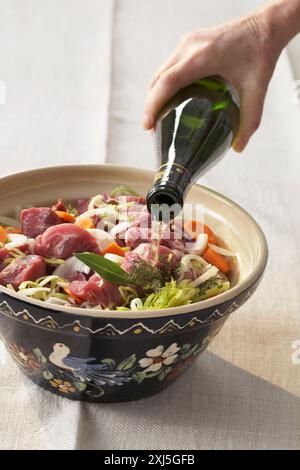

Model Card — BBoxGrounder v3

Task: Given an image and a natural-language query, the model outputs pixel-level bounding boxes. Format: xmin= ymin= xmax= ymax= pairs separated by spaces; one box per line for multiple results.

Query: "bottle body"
xmin=146 ymin=78 xmax=239 ymax=215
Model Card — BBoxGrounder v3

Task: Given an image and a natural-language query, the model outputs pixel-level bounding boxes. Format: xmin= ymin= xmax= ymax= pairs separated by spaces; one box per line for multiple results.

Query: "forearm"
xmin=262 ymin=0 xmax=300 ymax=50
xmin=143 ymin=0 xmax=300 ymax=149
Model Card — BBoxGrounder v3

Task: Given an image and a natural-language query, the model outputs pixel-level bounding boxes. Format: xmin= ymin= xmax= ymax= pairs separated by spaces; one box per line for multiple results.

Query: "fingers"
xmin=233 ymin=81 xmax=267 ymax=152
xmin=148 ymin=53 xmax=179 ymax=91
xmin=142 ymin=59 xmax=210 ymax=130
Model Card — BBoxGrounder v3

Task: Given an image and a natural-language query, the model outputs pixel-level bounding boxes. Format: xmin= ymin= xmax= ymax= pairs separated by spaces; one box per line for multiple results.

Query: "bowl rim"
xmin=0 ymin=164 xmax=268 ymax=319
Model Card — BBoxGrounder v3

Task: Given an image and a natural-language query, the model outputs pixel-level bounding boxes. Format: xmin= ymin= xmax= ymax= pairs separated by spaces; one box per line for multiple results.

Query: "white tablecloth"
xmin=0 ymin=0 xmax=299 ymax=450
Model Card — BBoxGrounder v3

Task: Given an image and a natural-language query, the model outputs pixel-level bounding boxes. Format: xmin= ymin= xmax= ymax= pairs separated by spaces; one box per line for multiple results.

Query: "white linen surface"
xmin=0 ymin=0 xmax=299 ymax=450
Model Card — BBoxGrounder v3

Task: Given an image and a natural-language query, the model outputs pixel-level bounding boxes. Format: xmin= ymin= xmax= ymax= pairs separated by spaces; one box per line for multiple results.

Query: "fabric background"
xmin=0 ymin=0 xmax=299 ymax=450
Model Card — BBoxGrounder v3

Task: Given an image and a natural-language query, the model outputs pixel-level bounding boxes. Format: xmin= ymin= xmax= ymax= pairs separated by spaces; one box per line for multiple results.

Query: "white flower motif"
xmin=138 ymin=343 xmax=180 ymax=373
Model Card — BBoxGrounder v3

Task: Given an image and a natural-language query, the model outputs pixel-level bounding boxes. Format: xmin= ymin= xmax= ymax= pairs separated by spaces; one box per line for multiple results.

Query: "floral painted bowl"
xmin=0 ymin=165 xmax=268 ymax=402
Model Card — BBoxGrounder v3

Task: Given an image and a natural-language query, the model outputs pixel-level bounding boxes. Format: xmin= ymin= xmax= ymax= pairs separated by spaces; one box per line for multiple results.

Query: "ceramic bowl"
xmin=0 ymin=165 xmax=268 ymax=402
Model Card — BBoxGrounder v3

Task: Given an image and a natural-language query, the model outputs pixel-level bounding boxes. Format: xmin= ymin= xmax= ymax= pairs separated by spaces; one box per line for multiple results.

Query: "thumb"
xmin=233 ymin=82 xmax=267 ymax=152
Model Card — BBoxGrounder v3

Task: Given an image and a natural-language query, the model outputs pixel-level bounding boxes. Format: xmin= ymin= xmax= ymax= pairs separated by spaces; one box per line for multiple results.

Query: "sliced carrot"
xmin=4 ymin=226 xmax=22 ymax=234
xmin=64 ymin=287 xmax=83 ymax=304
xmin=202 ymin=247 xmax=231 ymax=273
xmin=203 ymin=225 xmax=218 ymax=245
xmin=102 ymin=242 xmax=125 ymax=257
xmin=76 ymin=218 xmax=95 ymax=229
xmin=184 ymin=219 xmax=202 ymax=239
xmin=55 ymin=211 xmax=75 ymax=223
xmin=184 ymin=220 xmax=218 ymax=244
xmin=0 ymin=226 xmax=7 ymax=244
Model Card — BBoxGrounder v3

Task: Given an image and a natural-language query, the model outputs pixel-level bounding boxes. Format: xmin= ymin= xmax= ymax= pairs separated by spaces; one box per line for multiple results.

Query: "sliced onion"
xmin=5 ymin=234 xmax=28 ymax=249
xmin=37 ymin=275 xmax=68 ymax=287
xmin=109 ymin=221 xmax=131 ymax=239
xmin=193 ymin=266 xmax=219 ymax=287
xmin=208 ymin=243 xmax=236 ymax=257
xmin=116 ymin=201 xmax=136 ymax=210
xmin=46 ymin=297 xmax=71 ymax=306
xmin=19 ymin=287 xmax=51 ymax=296
xmin=180 ymin=254 xmax=208 ymax=272
xmin=8 ymin=248 xmax=26 ymax=259
xmin=87 ymin=228 xmax=114 ymax=251
xmin=130 ymin=298 xmax=143 ymax=311
xmin=53 ymin=256 xmax=91 ymax=279
xmin=186 ymin=234 xmax=208 ymax=254
xmin=76 ymin=207 xmax=117 ymax=223
xmin=104 ymin=253 xmax=124 ymax=264
xmin=87 ymin=194 xmax=106 ymax=211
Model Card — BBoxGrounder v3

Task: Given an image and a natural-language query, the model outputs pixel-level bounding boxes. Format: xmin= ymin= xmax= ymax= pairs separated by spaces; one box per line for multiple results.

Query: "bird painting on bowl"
xmin=49 ymin=343 xmax=132 ymax=386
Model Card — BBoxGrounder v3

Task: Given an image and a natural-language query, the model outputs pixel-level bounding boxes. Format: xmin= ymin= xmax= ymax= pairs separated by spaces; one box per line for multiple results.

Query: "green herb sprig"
xmin=75 ymin=252 xmax=174 ymax=291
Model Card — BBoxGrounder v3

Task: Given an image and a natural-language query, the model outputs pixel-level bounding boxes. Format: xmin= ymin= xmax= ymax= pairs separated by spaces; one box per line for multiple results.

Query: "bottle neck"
xmin=146 ymin=162 xmax=189 ymax=217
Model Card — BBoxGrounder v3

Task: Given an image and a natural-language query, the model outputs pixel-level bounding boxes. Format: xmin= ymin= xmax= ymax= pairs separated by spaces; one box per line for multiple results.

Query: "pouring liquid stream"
xmin=150 ymin=214 xmax=168 ymax=267
xmin=151 ymin=217 xmax=163 ymax=267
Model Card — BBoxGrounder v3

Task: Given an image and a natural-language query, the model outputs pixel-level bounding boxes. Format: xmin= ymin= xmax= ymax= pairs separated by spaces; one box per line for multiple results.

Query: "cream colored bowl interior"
xmin=0 ymin=165 xmax=268 ymax=319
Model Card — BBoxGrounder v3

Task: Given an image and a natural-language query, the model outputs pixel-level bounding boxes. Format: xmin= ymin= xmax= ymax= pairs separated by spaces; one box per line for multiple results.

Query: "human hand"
xmin=142 ymin=4 xmax=291 ymax=152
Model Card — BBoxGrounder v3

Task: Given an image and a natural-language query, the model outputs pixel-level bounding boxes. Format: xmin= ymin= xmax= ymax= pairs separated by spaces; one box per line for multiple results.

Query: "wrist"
xmin=262 ymin=0 xmax=300 ymax=50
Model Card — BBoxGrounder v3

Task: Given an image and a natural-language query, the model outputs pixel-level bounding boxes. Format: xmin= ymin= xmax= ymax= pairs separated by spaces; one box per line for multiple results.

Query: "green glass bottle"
xmin=146 ymin=77 xmax=240 ymax=217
